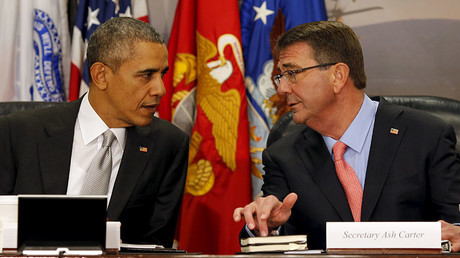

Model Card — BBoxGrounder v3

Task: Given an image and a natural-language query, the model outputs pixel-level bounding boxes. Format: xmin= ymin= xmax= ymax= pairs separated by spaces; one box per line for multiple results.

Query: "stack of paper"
xmin=240 ymin=235 xmax=308 ymax=253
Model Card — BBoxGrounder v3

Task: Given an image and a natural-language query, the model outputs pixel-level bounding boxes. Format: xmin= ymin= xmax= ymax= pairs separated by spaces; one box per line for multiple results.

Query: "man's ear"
xmin=90 ymin=62 xmax=108 ymax=90
xmin=331 ymin=62 xmax=350 ymax=94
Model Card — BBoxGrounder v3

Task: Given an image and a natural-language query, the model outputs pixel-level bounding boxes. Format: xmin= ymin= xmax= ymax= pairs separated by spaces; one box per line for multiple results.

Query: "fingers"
xmin=452 ymin=243 xmax=460 ymax=253
xmin=233 ymin=203 xmax=258 ymax=230
xmin=232 ymin=195 xmax=285 ymax=236
xmin=233 ymin=194 xmax=298 ymax=237
xmin=233 ymin=207 xmax=243 ymax=222
xmin=255 ymin=196 xmax=280 ymax=236
xmin=281 ymin=192 xmax=298 ymax=212
xmin=243 ymin=204 xmax=258 ymax=230
xmin=439 ymin=220 xmax=460 ymax=252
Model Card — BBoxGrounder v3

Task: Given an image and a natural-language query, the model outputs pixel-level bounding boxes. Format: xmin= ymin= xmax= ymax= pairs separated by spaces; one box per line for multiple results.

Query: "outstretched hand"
xmin=440 ymin=220 xmax=460 ymax=252
xmin=233 ymin=193 xmax=298 ymax=236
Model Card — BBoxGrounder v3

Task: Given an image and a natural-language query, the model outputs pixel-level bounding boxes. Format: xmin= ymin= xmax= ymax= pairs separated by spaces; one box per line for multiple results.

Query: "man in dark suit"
xmin=233 ymin=21 xmax=460 ymax=250
xmin=0 ymin=17 xmax=189 ymax=248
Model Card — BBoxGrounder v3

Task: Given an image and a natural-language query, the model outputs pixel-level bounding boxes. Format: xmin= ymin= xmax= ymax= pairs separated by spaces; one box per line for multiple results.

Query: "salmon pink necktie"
xmin=333 ymin=141 xmax=363 ymax=222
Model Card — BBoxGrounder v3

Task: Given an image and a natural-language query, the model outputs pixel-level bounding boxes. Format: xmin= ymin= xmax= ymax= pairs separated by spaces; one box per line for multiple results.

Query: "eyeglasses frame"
xmin=273 ymin=62 xmax=339 ymax=86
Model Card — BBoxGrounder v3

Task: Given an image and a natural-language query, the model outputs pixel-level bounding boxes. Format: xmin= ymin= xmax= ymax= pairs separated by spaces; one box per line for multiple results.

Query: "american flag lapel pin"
xmin=139 ymin=146 xmax=148 ymax=152
xmin=390 ymin=128 xmax=399 ymax=135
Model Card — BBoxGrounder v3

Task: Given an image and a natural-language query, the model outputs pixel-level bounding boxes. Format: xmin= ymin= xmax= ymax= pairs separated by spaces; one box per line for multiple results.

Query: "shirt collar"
xmin=77 ymin=94 xmax=127 ymax=147
xmin=323 ymin=94 xmax=378 ymax=154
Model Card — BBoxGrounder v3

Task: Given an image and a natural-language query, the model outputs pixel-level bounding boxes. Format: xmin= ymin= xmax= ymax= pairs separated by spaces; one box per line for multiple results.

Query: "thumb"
xmin=280 ymin=193 xmax=298 ymax=213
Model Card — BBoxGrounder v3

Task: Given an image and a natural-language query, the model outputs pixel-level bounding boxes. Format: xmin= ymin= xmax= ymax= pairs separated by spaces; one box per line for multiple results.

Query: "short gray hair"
xmin=276 ymin=21 xmax=367 ymax=89
xmin=87 ymin=17 xmax=164 ymax=80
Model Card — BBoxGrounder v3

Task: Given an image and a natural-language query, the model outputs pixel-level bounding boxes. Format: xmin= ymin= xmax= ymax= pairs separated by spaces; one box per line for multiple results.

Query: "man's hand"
xmin=440 ymin=220 xmax=460 ymax=252
xmin=233 ymin=193 xmax=298 ymax=236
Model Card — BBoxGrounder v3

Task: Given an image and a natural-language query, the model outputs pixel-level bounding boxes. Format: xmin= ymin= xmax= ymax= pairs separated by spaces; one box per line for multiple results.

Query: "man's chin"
xmin=292 ymin=113 xmax=306 ymax=125
xmin=132 ymin=116 xmax=154 ymax=127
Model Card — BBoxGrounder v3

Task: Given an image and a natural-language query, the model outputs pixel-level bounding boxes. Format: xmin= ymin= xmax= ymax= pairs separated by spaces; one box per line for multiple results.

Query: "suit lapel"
xmin=295 ymin=128 xmax=354 ymax=221
xmin=108 ymin=125 xmax=154 ymax=219
xmin=38 ymin=100 xmax=81 ymax=194
xmin=362 ymin=97 xmax=407 ymax=221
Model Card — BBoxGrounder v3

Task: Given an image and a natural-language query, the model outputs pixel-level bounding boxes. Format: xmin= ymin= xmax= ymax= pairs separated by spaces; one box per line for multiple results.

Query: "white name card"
xmin=326 ymin=222 xmax=441 ymax=249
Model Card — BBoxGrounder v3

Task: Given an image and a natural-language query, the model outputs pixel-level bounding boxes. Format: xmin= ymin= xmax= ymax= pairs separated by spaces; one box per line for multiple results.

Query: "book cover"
xmin=240 ymin=242 xmax=308 ymax=253
xmin=240 ymin=234 xmax=307 ymax=246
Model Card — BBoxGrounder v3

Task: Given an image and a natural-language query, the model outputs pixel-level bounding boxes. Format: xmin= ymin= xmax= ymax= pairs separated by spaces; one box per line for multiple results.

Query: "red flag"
xmin=157 ymin=0 xmax=196 ymax=122
xmin=164 ymin=0 xmax=252 ymax=254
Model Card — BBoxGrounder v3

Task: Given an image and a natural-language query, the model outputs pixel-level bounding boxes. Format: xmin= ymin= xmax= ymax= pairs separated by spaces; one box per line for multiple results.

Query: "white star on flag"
xmin=253 ymin=1 xmax=274 ymax=25
xmin=87 ymin=7 xmax=100 ymax=30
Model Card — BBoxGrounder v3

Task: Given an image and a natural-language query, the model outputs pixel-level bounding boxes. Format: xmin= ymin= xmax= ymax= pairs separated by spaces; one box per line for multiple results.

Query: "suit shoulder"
xmin=380 ymin=101 xmax=451 ymax=130
xmin=0 ymin=101 xmax=77 ymax=128
xmin=149 ymin=117 xmax=188 ymax=139
xmin=267 ymin=123 xmax=309 ymax=150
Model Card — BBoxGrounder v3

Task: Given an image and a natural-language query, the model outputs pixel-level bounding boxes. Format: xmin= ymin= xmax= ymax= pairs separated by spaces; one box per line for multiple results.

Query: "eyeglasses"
xmin=273 ymin=62 xmax=338 ymax=86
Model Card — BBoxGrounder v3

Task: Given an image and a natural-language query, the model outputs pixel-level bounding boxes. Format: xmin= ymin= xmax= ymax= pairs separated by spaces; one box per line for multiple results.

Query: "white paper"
xmin=326 ymin=221 xmax=441 ymax=249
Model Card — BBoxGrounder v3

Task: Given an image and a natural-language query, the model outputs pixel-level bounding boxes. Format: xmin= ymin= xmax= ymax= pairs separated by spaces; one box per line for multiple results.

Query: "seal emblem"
xmin=33 ymin=9 xmax=65 ymax=101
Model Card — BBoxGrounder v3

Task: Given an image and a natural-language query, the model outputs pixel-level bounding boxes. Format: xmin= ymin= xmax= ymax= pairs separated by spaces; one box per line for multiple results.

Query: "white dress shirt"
xmin=66 ymin=94 xmax=127 ymax=204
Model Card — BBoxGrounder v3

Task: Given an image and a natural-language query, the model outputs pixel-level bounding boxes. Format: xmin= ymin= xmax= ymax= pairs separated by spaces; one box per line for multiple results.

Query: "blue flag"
xmin=240 ymin=0 xmax=327 ymax=198
xmin=69 ymin=0 xmax=133 ymax=100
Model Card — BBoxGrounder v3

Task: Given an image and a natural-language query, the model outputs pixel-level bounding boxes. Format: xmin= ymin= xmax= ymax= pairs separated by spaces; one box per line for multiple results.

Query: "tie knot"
xmin=102 ymin=130 xmax=116 ymax=147
xmin=333 ymin=141 xmax=348 ymax=161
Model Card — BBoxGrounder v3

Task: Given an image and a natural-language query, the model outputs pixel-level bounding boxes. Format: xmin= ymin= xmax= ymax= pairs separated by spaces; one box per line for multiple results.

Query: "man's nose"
xmin=150 ymin=78 xmax=166 ymax=97
xmin=277 ymin=78 xmax=292 ymax=96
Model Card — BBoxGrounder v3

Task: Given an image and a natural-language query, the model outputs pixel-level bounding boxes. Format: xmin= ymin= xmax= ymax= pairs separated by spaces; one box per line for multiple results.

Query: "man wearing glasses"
xmin=234 ymin=21 xmax=460 ymax=251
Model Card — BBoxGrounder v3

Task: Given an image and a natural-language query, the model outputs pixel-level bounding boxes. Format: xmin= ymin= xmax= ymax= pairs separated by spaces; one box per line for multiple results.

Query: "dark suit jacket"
xmin=0 ymin=98 xmax=189 ymax=247
xmin=242 ymin=97 xmax=460 ymax=249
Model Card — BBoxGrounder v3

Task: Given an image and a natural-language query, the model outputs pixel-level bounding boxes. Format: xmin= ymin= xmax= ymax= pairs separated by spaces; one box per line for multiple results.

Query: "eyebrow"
xmin=136 ymin=66 xmax=169 ymax=75
xmin=136 ymin=68 xmax=157 ymax=75
xmin=277 ymin=63 xmax=300 ymax=72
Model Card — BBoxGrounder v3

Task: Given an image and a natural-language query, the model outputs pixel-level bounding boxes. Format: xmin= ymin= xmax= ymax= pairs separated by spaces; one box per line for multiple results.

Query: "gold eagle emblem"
xmin=195 ymin=32 xmax=242 ymax=171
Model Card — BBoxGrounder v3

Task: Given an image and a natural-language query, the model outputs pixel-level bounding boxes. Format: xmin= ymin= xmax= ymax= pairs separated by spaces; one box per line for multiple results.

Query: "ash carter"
xmin=343 ymin=231 xmax=425 ymax=239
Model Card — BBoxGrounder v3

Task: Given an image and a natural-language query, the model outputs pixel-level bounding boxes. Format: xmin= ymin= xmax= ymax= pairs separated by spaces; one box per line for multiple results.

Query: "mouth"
xmin=141 ymin=103 xmax=159 ymax=113
xmin=288 ymin=102 xmax=300 ymax=109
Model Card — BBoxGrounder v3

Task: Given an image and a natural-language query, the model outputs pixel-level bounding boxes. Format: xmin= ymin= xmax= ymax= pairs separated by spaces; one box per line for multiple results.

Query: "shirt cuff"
xmin=244 ymin=224 xmax=281 ymax=237
xmin=244 ymin=224 xmax=256 ymax=237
